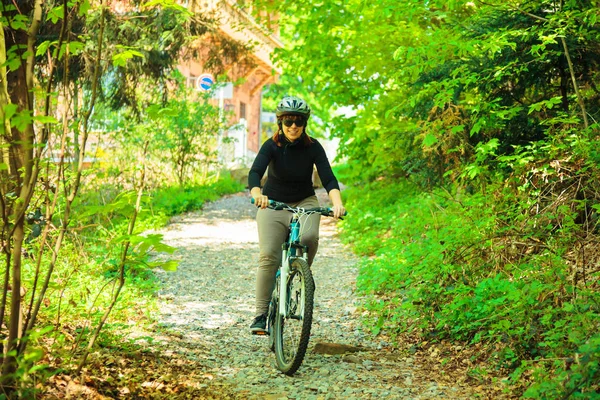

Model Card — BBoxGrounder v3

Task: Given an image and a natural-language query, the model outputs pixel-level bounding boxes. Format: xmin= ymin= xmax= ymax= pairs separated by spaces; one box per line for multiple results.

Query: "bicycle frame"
xmin=250 ymin=198 xmax=342 ymax=320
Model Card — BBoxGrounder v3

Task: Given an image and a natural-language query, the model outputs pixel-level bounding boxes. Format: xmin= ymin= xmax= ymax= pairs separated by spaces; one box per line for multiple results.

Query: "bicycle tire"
xmin=267 ymin=275 xmax=280 ymax=352
xmin=273 ymin=257 xmax=314 ymax=375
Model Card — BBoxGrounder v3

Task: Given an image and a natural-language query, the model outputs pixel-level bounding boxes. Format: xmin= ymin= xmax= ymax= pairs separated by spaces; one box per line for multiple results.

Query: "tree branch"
xmin=477 ymin=0 xmax=590 ymax=130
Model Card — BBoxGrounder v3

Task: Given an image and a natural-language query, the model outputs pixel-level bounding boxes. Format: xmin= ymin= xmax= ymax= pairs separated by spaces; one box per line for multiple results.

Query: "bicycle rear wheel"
xmin=273 ymin=257 xmax=314 ymax=375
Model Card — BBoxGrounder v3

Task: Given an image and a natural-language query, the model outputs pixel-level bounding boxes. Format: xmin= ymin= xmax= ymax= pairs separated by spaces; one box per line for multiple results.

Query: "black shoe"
xmin=250 ymin=314 xmax=267 ymax=334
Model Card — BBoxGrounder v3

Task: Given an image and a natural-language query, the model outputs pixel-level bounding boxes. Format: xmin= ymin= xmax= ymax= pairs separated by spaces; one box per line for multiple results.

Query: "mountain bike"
xmin=251 ymin=198 xmax=345 ymax=375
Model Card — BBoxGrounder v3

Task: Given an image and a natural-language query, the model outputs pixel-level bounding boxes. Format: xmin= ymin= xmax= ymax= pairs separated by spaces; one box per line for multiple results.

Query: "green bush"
xmin=340 ymin=176 xmax=600 ymax=397
xmin=151 ymin=174 xmax=244 ymax=216
xmin=28 ymin=175 xmax=245 ymax=353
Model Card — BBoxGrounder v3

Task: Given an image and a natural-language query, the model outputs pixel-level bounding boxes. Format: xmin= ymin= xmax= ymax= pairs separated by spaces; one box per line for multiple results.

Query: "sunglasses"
xmin=281 ymin=118 xmax=306 ymax=127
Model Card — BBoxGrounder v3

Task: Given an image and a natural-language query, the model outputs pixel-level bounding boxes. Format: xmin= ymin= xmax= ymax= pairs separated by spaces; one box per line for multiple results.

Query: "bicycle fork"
xmin=279 ymin=215 xmax=309 ymax=318
xmin=279 ymin=249 xmax=290 ymax=318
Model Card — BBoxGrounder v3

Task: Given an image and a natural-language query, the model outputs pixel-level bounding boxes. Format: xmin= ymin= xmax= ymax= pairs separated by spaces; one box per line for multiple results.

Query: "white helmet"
xmin=276 ymin=96 xmax=311 ymax=118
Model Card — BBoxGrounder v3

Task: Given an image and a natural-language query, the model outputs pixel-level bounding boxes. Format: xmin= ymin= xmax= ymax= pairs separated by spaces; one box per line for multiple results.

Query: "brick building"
xmin=178 ymin=0 xmax=282 ymax=166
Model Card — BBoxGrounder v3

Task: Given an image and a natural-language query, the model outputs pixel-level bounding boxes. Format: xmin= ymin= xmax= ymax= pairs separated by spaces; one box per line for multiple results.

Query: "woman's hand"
xmin=250 ymin=187 xmax=269 ymax=209
xmin=253 ymin=194 xmax=269 ymax=209
xmin=328 ymin=189 xmax=345 ymax=218
xmin=331 ymin=204 xmax=346 ymax=219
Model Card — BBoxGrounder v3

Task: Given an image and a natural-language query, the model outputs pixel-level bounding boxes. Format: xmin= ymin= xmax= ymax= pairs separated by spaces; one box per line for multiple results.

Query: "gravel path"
xmin=147 ymin=190 xmax=478 ymax=399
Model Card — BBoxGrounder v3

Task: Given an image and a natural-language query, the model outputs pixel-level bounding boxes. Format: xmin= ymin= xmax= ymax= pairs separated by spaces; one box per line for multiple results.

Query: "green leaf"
xmin=78 ymin=0 xmax=91 ymax=16
xmin=9 ymin=15 xmax=29 ymax=31
xmin=470 ymin=119 xmax=484 ymax=136
xmin=10 ymin=109 xmax=34 ymax=132
xmin=528 ymin=102 xmax=542 ymax=115
xmin=544 ymin=96 xmax=562 ymax=110
xmin=24 ymin=348 xmax=44 ymax=363
xmin=3 ymin=104 xmax=18 ymax=120
xmin=34 ymin=115 xmax=59 ymax=124
xmin=47 ymin=5 xmax=64 ymax=23
xmin=148 ymin=259 xmax=179 ymax=271
xmin=146 ymin=105 xmax=177 ymax=120
xmin=141 ymin=0 xmax=192 ymax=15
xmin=68 ymin=41 xmax=85 ymax=56
xmin=422 ymin=134 xmax=438 ymax=147
xmin=451 ymin=124 xmax=465 ymax=134
xmin=28 ymin=364 xmax=49 ymax=374
xmin=36 ymin=40 xmax=54 ymax=56
xmin=132 ymin=233 xmax=176 ymax=254
xmin=161 ymin=260 xmax=179 ymax=271
xmin=112 ymin=48 xmax=145 ymax=67
xmin=3 ymin=51 xmax=22 ymax=71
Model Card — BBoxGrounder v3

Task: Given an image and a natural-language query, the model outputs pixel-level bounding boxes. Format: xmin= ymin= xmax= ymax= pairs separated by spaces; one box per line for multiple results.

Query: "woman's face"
xmin=281 ymin=115 xmax=306 ymax=142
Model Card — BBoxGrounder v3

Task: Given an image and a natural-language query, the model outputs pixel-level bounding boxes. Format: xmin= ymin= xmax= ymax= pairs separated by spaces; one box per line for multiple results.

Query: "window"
xmin=240 ymin=102 xmax=247 ymax=119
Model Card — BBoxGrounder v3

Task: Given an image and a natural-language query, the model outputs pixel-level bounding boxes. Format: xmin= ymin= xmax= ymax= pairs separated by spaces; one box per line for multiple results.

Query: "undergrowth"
xmin=14 ymin=174 xmax=244 ymax=395
xmin=340 ymin=171 xmax=600 ymax=398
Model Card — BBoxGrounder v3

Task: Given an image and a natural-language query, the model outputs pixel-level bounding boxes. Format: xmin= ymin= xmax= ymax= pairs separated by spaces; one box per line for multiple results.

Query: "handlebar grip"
xmin=250 ymin=198 xmax=275 ymax=206
xmin=326 ymin=208 xmax=348 ymax=217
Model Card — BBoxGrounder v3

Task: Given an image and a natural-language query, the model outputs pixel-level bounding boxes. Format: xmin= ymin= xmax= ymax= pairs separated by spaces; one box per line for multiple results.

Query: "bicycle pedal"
xmin=252 ymin=330 xmax=269 ymax=336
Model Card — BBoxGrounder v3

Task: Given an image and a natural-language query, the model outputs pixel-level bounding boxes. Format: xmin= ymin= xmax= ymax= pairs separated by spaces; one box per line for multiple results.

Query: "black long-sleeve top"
xmin=248 ymin=137 xmax=340 ymax=203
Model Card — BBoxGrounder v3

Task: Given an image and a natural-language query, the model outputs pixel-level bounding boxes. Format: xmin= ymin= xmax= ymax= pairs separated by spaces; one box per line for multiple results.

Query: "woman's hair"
xmin=273 ymin=115 xmax=314 ymax=147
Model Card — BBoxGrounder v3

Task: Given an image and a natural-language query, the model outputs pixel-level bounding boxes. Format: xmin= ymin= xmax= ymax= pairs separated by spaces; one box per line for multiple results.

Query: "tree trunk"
xmin=1 ymin=0 xmax=43 ymax=385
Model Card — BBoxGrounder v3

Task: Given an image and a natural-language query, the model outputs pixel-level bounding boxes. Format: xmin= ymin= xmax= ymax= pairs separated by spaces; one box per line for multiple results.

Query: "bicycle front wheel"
xmin=267 ymin=275 xmax=279 ymax=352
xmin=273 ymin=257 xmax=315 ymax=375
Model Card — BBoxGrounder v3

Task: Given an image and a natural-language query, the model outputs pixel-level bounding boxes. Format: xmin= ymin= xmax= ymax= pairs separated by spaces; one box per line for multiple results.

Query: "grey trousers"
xmin=255 ymin=195 xmax=321 ymax=316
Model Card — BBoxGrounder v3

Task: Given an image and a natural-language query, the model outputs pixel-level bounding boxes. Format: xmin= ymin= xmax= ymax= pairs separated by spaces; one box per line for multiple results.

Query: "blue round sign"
xmin=197 ymin=73 xmax=214 ymax=91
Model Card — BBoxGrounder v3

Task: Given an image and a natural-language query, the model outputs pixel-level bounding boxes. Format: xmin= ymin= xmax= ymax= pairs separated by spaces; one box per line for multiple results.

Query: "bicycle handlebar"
xmin=250 ymin=198 xmax=347 ymax=217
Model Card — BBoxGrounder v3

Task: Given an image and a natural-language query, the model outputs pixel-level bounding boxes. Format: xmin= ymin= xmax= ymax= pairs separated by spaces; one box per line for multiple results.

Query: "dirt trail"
xmin=139 ymin=190 xmax=489 ymax=399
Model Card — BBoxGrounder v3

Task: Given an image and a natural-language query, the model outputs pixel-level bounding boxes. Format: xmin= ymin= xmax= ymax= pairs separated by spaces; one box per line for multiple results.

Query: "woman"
xmin=248 ymin=95 xmax=345 ymax=333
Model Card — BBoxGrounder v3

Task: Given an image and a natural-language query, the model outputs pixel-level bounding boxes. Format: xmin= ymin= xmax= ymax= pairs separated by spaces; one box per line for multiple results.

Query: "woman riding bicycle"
xmin=248 ymin=95 xmax=345 ymax=333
